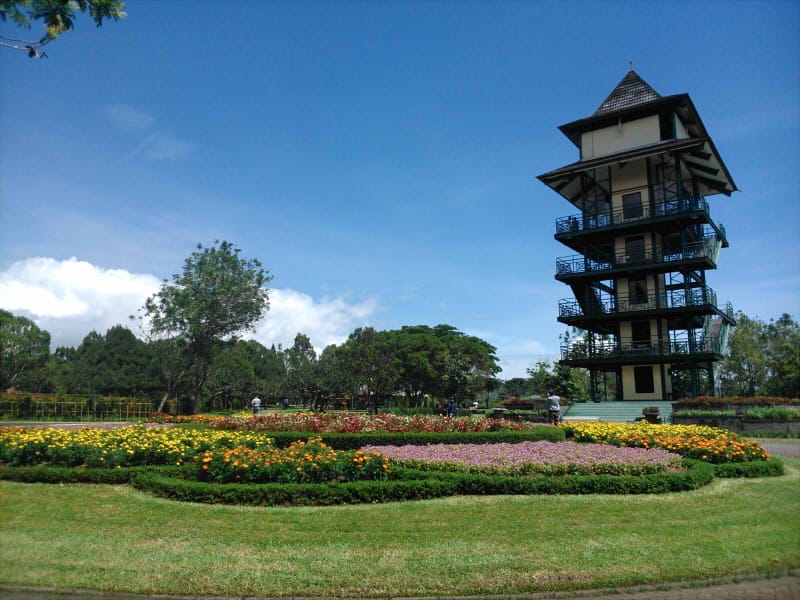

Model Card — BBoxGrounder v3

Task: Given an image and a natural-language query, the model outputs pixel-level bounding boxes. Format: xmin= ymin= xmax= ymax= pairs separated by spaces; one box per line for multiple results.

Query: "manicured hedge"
xmin=0 ymin=464 xmax=186 ymax=484
xmin=127 ymin=460 xmax=716 ymax=505
xmin=265 ymin=427 xmax=565 ymax=449
xmin=712 ymin=458 xmax=784 ymax=478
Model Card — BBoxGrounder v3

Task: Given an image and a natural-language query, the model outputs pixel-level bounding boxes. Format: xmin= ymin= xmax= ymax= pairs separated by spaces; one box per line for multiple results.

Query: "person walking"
xmin=447 ymin=399 xmax=457 ymax=418
xmin=546 ymin=391 xmax=561 ymax=426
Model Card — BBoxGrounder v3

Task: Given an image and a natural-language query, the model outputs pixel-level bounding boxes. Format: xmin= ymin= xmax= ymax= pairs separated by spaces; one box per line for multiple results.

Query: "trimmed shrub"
xmin=712 ymin=458 xmax=784 ymax=478
xmin=0 ymin=464 xmax=186 ymax=484
xmin=127 ymin=460 xmax=716 ymax=506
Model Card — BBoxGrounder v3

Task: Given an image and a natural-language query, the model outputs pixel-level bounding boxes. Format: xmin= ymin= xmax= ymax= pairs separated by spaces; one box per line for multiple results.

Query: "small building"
xmin=537 ymin=70 xmax=736 ymax=401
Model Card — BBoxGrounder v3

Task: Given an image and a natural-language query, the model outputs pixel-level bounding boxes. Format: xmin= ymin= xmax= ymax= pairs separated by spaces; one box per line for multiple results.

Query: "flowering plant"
xmin=362 ymin=440 xmax=681 ymax=476
xmin=198 ymin=437 xmax=391 ymax=484
xmin=0 ymin=424 xmax=273 ymax=467
xmin=200 ymin=413 xmax=536 ymax=433
xmin=565 ymin=422 xmax=769 ymax=463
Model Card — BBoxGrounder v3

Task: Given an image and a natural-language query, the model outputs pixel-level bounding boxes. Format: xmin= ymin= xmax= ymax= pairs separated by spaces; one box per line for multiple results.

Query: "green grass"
xmin=0 ymin=459 xmax=798 ymax=597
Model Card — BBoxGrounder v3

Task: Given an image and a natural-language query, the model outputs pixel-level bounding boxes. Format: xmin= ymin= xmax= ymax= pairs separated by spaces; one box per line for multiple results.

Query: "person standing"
xmin=251 ymin=396 xmax=262 ymax=415
xmin=447 ymin=399 xmax=457 ymax=418
xmin=546 ymin=391 xmax=561 ymax=426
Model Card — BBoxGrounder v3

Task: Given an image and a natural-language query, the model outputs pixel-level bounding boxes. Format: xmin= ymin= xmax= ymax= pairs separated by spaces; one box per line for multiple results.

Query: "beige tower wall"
xmin=581 ymin=115 xmax=660 ymax=160
xmin=621 ymin=365 xmax=668 ymax=400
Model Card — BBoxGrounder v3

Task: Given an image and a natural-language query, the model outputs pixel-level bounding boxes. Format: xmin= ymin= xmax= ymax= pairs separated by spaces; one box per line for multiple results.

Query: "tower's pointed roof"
xmin=593 ymin=69 xmax=662 ymax=116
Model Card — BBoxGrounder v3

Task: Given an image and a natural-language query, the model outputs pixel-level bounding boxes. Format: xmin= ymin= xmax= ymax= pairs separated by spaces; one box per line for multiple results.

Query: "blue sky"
xmin=1 ymin=1 xmax=798 ymax=378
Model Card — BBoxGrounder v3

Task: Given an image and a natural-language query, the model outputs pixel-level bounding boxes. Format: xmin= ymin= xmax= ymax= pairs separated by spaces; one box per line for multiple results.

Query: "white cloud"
xmin=250 ymin=289 xmax=380 ymax=352
xmin=0 ymin=258 xmax=379 ymax=353
xmin=0 ymin=257 xmax=161 ymax=347
xmin=101 ymin=104 xmax=194 ymax=161
xmin=103 ymin=104 xmax=157 ymax=132
xmin=127 ymin=131 xmax=194 ymax=161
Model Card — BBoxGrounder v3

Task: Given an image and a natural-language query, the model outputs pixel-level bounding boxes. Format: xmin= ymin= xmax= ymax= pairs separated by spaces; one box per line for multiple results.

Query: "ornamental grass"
xmin=566 ymin=422 xmax=769 ymax=463
xmin=198 ymin=437 xmax=390 ymax=484
xmin=362 ymin=440 xmax=682 ymax=476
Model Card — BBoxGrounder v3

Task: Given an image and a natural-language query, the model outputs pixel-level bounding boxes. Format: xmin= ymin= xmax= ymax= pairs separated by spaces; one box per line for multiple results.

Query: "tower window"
xmin=631 ymin=320 xmax=651 ymax=349
xmin=629 ymin=277 xmax=648 ymax=305
xmin=622 ymin=192 xmax=643 ymax=220
xmin=634 ymin=366 xmax=655 ymax=393
xmin=624 ymin=236 xmax=646 ymax=263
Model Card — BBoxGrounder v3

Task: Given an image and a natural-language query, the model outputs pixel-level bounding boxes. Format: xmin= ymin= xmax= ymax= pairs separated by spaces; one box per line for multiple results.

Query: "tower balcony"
xmin=560 ymin=333 xmax=724 ymax=366
xmin=558 ymin=286 xmax=734 ymax=325
xmin=555 ymin=236 xmax=723 ymax=282
xmin=555 ymin=194 xmax=728 ymax=250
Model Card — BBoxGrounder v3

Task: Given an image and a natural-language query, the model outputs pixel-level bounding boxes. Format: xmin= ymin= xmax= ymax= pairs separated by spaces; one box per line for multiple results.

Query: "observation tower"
xmin=538 ymin=70 xmax=736 ymax=401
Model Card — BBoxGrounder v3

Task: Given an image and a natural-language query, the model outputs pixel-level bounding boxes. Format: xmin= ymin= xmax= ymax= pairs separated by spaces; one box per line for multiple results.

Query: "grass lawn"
xmin=0 ymin=457 xmax=798 ymax=597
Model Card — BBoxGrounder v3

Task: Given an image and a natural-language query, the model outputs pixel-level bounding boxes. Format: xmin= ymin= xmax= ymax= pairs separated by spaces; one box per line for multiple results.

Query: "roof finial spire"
xmin=628 ymin=59 xmax=633 ymax=71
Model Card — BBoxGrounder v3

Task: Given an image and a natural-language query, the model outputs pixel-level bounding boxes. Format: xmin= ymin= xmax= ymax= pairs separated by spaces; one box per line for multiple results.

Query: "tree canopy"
xmin=143 ymin=240 xmax=271 ymax=413
xmin=0 ymin=309 xmax=50 ymax=390
xmin=1 ymin=0 xmax=125 ymax=57
xmin=721 ymin=312 xmax=800 ymax=398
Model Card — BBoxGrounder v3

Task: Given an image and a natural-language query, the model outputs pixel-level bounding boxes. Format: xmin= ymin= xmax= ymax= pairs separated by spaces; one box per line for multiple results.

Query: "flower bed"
xmin=198 ymin=413 xmax=539 ymax=433
xmin=198 ymin=437 xmax=390 ymax=484
xmin=361 ymin=440 xmax=682 ymax=476
xmin=565 ymin=422 xmax=769 ymax=463
xmin=0 ymin=424 xmax=274 ymax=467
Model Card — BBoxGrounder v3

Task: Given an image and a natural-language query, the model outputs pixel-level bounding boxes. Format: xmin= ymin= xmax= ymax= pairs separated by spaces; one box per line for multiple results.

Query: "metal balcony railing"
xmin=558 ymin=286 xmax=722 ymax=320
xmin=555 ymin=236 xmax=721 ymax=279
xmin=555 ymin=194 xmax=718 ymax=236
xmin=560 ymin=334 xmax=723 ymax=362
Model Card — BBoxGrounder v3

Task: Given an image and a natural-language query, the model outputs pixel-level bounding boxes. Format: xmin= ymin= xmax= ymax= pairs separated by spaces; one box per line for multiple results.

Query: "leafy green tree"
xmin=721 ymin=312 xmax=769 ymax=396
xmin=435 ymin=325 xmax=500 ymax=404
xmin=239 ymin=340 xmax=286 ymax=403
xmin=763 ymin=314 xmax=800 ymax=398
xmin=0 ymin=0 xmax=125 ymax=57
xmin=525 ymin=362 xmax=555 ymax=397
xmin=0 ymin=310 xmax=50 ymax=390
xmin=143 ymin=241 xmax=271 ymax=413
xmin=205 ymin=342 xmax=256 ymax=411
xmin=342 ymin=327 xmax=401 ymax=413
xmin=317 ymin=344 xmax=357 ymax=410
xmin=392 ymin=326 xmax=446 ymax=407
xmin=283 ymin=333 xmax=317 ymax=406
xmin=96 ymin=325 xmax=158 ymax=397
xmin=721 ymin=312 xmax=799 ymax=398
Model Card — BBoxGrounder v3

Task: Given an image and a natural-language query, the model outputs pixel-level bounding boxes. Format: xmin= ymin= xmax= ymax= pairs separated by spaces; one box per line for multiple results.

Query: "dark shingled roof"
xmin=594 ymin=69 xmax=662 ymax=115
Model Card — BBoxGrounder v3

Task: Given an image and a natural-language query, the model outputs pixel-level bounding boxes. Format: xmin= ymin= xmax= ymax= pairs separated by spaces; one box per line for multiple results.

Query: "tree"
xmin=721 ymin=312 xmax=799 ymax=398
xmin=0 ymin=309 xmax=50 ymax=390
xmin=283 ymin=333 xmax=317 ymax=407
xmin=205 ymin=342 xmax=256 ymax=412
xmin=0 ymin=0 xmax=125 ymax=57
xmin=143 ymin=241 xmax=271 ymax=413
xmin=239 ymin=340 xmax=286 ymax=403
xmin=392 ymin=326 xmax=446 ymax=407
xmin=435 ymin=325 xmax=500 ymax=404
xmin=341 ymin=327 xmax=401 ymax=413
xmin=763 ymin=314 xmax=800 ymax=398
xmin=721 ymin=312 xmax=769 ymax=396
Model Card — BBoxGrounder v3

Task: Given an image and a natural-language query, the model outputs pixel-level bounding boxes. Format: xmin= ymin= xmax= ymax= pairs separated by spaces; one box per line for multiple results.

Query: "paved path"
xmin=2 ymin=574 xmax=799 ymax=600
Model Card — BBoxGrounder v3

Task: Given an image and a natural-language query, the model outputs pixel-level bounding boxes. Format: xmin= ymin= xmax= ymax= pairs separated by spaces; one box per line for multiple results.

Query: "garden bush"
xmin=712 ymin=458 xmax=784 ymax=478
xmin=128 ymin=460 xmax=716 ymax=505
xmin=0 ymin=464 xmax=186 ymax=484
